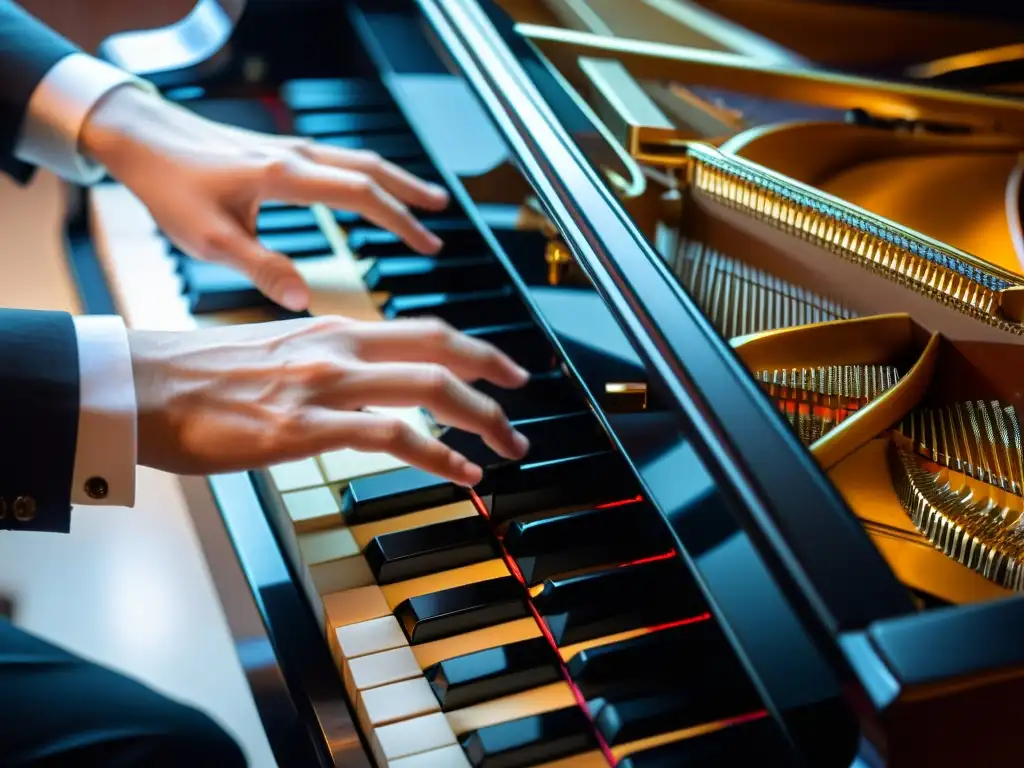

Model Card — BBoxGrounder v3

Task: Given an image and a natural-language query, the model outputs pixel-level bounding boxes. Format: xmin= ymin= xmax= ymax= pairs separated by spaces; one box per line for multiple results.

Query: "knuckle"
xmin=421 ymin=318 xmax=456 ymax=346
xmin=355 ymin=150 xmax=383 ymax=172
xmin=422 ymin=364 xmax=454 ymax=398
xmin=349 ymin=174 xmax=378 ymax=200
xmin=196 ymin=228 xmax=233 ymax=255
xmin=377 ymin=418 xmax=412 ymax=447
xmin=259 ymin=152 xmax=298 ymax=185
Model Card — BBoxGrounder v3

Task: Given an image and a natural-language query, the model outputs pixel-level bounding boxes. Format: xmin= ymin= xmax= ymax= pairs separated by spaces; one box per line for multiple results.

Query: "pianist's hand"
xmin=127 ymin=316 xmax=530 ymax=486
xmin=80 ymin=85 xmax=449 ymax=313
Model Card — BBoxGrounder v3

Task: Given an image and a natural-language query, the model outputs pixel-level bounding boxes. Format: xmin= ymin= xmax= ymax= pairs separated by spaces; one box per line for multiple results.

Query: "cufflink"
xmin=13 ymin=496 xmax=36 ymax=522
xmin=84 ymin=477 xmax=109 ymax=500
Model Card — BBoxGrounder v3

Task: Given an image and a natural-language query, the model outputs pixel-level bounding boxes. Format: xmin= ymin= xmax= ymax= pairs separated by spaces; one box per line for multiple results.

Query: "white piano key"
xmin=373 ymin=711 xmax=457 ymax=764
xmin=361 ymin=676 xmax=440 ymax=726
xmin=269 ymin=459 xmax=325 ymax=491
xmin=309 ymin=553 xmax=375 ymax=594
xmin=389 ymin=744 xmax=471 ymax=768
xmin=336 ymin=616 xmax=408 ymax=660
xmin=319 ymin=448 xmax=408 ymax=486
xmin=350 ymin=645 xmax=422 ymax=691
xmin=89 ymin=183 xmax=157 ymax=235
xmin=323 ymin=585 xmax=391 ymax=632
xmin=281 ymin=486 xmax=340 ymax=532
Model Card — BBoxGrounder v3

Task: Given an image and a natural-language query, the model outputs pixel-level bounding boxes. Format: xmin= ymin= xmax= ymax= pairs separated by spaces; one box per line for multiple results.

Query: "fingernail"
xmin=460 ymin=461 xmax=483 ymax=487
xmin=513 ymin=365 xmax=530 ymax=385
xmin=511 ymin=430 xmax=530 ymax=458
xmin=425 ymin=231 xmax=443 ymax=253
xmin=280 ymin=285 xmax=309 ymax=312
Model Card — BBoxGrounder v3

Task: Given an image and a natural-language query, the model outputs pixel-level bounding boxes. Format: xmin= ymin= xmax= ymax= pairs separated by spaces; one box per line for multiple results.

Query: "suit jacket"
xmin=0 ymin=0 xmax=77 ymax=184
xmin=0 ymin=2 xmax=80 ymax=532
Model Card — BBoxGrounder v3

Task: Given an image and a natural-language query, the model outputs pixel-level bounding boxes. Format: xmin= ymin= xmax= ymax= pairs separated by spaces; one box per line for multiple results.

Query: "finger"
xmin=347 ymin=318 xmax=530 ymax=388
xmin=192 ymin=217 xmax=310 ymax=312
xmin=264 ymin=160 xmax=441 ymax=254
xmin=304 ymin=409 xmax=483 ymax=486
xmin=303 ymin=145 xmax=449 ymax=211
xmin=324 ymin=362 xmax=528 ymax=460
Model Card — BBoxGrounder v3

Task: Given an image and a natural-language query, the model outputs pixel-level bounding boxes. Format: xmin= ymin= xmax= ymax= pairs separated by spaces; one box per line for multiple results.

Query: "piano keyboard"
xmin=89 ymin=77 xmax=779 ymax=766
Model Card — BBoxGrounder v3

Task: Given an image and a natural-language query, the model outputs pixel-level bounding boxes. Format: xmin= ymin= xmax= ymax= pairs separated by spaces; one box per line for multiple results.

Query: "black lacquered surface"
xmin=425 ymin=636 xmax=561 ymax=711
xmin=394 ymin=575 xmax=529 ymax=643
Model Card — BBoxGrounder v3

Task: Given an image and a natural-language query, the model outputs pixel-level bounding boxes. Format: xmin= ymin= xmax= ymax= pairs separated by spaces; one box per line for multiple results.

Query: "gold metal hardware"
xmin=517 ymin=25 xmax=1024 ymax=136
xmin=604 ymin=382 xmax=648 ymax=412
xmin=545 ymin=240 xmax=574 ymax=286
xmin=686 ymin=143 xmax=1024 ymax=332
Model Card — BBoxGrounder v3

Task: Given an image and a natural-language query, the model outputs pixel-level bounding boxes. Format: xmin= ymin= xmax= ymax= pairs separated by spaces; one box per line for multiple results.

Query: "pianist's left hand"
xmin=80 ymin=85 xmax=449 ymax=314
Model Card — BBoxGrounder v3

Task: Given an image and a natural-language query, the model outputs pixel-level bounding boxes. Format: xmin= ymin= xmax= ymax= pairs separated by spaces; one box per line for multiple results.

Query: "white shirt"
xmin=15 ymin=53 xmax=154 ymax=508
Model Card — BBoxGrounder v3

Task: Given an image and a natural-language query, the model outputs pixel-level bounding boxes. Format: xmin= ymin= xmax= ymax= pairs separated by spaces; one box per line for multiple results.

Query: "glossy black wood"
xmin=460 ymin=706 xmax=596 ymax=768
xmin=363 ymin=254 xmax=504 ymax=295
xmin=394 ymin=575 xmax=529 ymax=644
xmin=473 ymin=372 xmax=581 ymax=421
xmin=341 ymin=465 xmax=465 ymax=522
xmin=482 ymin=450 xmax=639 ymax=524
xmin=533 ymin=557 xmax=707 ymax=645
xmin=364 ymin=514 xmax=498 ymax=583
xmin=424 ymin=636 xmax=561 ymax=711
xmin=616 ymin=716 xmax=796 ymax=767
xmin=504 ymin=500 xmax=666 ymax=585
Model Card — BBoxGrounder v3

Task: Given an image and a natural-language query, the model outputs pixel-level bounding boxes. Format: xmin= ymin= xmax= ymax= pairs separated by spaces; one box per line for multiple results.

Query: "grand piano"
xmin=70 ymin=0 xmax=1024 ymax=765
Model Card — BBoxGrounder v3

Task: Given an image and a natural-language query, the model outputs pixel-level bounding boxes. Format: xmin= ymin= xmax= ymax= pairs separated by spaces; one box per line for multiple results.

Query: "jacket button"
xmin=13 ymin=497 xmax=36 ymax=522
xmin=84 ymin=477 xmax=109 ymax=500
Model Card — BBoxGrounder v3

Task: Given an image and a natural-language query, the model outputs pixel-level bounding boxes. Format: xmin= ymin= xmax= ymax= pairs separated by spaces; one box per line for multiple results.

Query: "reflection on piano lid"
xmin=74 ymin=0 xmax=1024 ymax=766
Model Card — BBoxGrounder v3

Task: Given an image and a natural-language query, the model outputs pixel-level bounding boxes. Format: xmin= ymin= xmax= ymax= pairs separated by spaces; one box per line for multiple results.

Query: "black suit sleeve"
xmin=0 ymin=309 xmax=78 ymax=533
xmin=0 ymin=1 xmax=79 ymax=184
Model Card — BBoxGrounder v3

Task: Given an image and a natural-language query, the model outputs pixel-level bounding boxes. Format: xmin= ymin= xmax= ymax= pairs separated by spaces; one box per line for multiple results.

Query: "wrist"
xmin=79 ymin=85 xmax=166 ymax=171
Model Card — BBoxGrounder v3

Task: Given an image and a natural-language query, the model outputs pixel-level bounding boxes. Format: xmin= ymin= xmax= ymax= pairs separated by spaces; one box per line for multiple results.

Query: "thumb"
xmin=204 ymin=217 xmax=310 ymax=312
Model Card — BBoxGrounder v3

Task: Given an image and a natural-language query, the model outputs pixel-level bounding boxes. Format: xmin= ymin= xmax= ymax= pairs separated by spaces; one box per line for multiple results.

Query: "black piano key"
xmin=292 ymin=110 xmax=406 ymax=137
xmin=595 ymin=685 xmax=755 ymax=747
xmin=346 ymin=225 xmax=483 ymax=259
xmin=260 ymin=230 xmax=332 ymax=258
xmin=460 ymin=706 xmax=596 ymax=768
xmin=441 ymin=411 xmax=607 ymax=471
xmin=256 ymin=206 xmax=319 ymax=233
xmin=180 ymin=260 xmax=271 ymax=314
xmin=505 ymin=501 xmax=666 ymax=585
xmin=321 ymin=134 xmax=423 ymax=161
xmin=384 ymin=288 xmax=528 ymax=328
xmin=582 ymin=627 xmax=761 ymax=745
xmin=567 ymin=621 xmax=742 ymax=700
xmin=424 ymin=637 xmax=561 ymax=711
xmin=533 ymin=557 xmax=708 ymax=646
xmin=363 ymin=256 xmax=504 ymax=295
xmin=483 ymin=450 xmax=639 ymax=525
xmin=616 ymin=717 xmax=794 ymax=768
xmin=365 ymin=515 xmax=498 ymax=584
xmin=474 ymin=372 xmax=581 ymax=421
xmin=340 ymin=466 xmax=466 ymax=523
xmin=281 ymin=78 xmax=391 ymax=111
xmin=403 ymin=160 xmax=443 ymax=182
xmin=465 ymin=324 xmax=555 ymax=373
xmin=394 ymin=576 xmax=528 ymax=644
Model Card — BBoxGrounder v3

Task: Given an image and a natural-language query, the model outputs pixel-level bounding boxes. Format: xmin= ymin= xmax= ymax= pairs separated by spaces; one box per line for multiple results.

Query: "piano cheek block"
xmin=394 ymin=576 xmax=530 ymax=644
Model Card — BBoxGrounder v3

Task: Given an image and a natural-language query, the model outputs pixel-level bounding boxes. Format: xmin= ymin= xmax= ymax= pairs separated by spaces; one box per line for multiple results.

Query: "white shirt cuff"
xmin=15 ymin=53 xmax=157 ymax=186
xmin=72 ymin=315 xmax=137 ymax=507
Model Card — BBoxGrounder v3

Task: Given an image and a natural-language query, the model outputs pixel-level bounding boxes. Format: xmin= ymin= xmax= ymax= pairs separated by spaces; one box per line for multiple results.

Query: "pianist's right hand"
xmin=127 ymin=316 xmax=531 ymax=486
